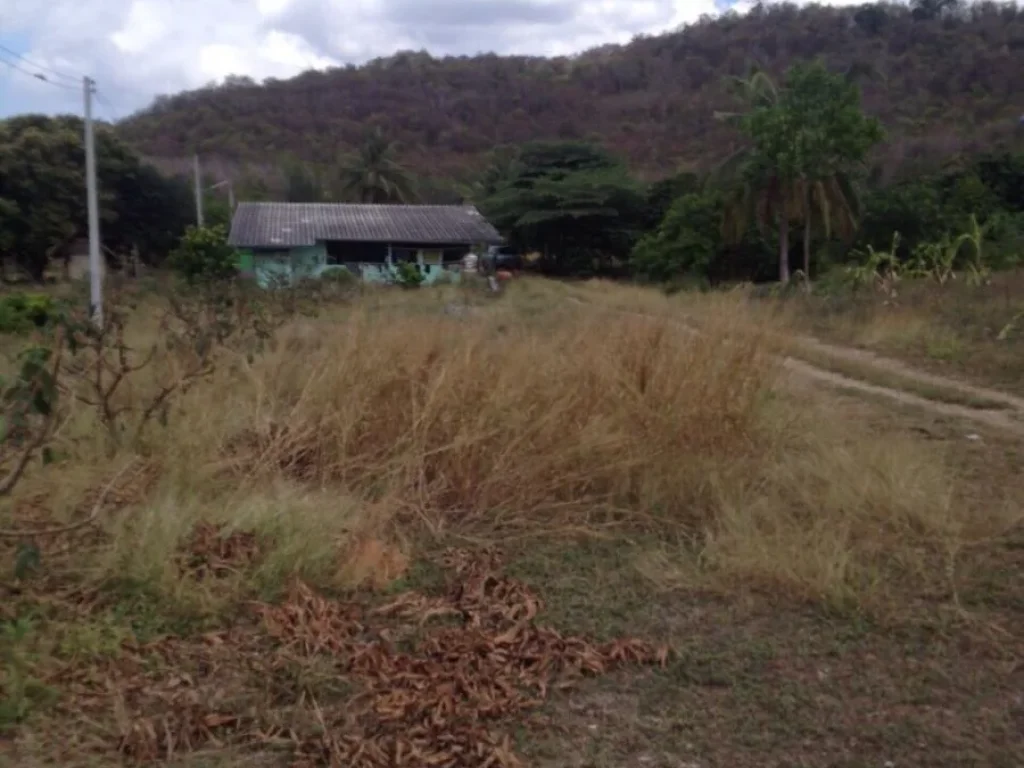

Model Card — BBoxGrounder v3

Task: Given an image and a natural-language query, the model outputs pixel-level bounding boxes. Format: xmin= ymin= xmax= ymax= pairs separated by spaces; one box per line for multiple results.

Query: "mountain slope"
xmin=118 ymin=2 xmax=1024 ymax=181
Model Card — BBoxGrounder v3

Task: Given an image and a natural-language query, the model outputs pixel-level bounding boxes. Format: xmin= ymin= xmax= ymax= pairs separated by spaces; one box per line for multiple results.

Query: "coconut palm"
xmin=717 ymin=63 xmax=876 ymax=283
xmin=721 ymin=168 xmax=802 ymax=283
xmin=713 ymin=65 xmax=779 ymax=126
xmin=336 ymin=128 xmax=417 ymax=204
xmin=716 ymin=67 xmax=799 ymax=282
xmin=794 ymin=173 xmax=860 ymax=280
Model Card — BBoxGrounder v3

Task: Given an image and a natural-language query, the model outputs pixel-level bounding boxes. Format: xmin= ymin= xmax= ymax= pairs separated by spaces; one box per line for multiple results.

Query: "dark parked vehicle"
xmin=488 ymin=245 xmax=523 ymax=272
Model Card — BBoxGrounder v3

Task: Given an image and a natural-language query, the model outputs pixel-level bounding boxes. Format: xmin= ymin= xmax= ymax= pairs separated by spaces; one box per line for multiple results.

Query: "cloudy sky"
xmin=0 ymin=0 xmax=836 ymax=120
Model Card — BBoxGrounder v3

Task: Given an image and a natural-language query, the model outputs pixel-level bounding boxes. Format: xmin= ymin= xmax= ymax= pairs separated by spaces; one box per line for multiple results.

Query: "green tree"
xmin=633 ymin=190 xmax=722 ymax=282
xmin=482 ymin=141 xmax=646 ymax=275
xmin=462 ymin=146 xmax=524 ymax=204
xmin=644 ymin=170 xmax=702 ymax=230
xmin=910 ymin=0 xmax=960 ymax=21
xmin=336 ymin=128 xmax=417 ymax=203
xmin=793 ymin=174 xmax=861 ymax=279
xmin=168 ymin=225 xmax=237 ymax=284
xmin=858 ymin=179 xmax=944 ymax=259
xmin=725 ymin=61 xmax=883 ymax=282
xmin=0 ymin=115 xmax=191 ymax=280
xmin=713 ymin=64 xmax=779 ymax=127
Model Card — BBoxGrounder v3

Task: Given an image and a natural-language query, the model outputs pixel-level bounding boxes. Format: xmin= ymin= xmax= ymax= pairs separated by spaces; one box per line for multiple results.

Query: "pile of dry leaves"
xmin=255 ymin=548 xmax=669 ymax=767
xmin=110 ymin=545 xmax=669 ymax=767
xmin=12 ymin=523 xmax=668 ymax=767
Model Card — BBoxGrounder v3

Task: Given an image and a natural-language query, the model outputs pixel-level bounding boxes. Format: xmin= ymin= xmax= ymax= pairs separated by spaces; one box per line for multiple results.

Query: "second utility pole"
xmin=83 ymin=76 xmax=103 ymax=327
xmin=193 ymin=153 xmax=204 ymax=227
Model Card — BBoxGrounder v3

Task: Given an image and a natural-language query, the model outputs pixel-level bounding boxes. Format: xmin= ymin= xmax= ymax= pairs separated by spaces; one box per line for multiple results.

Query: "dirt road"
xmin=781 ymin=353 xmax=1024 ymax=435
xmin=580 ymin=298 xmax=1024 ymax=436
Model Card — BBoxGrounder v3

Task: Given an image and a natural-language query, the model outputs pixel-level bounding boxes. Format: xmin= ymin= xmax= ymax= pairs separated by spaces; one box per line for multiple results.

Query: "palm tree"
xmin=336 ymin=128 xmax=417 ymax=203
xmin=794 ymin=174 xmax=860 ymax=282
xmin=713 ymin=65 xmax=779 ymax=126
xmin=721 ymin=169 xmax=802 ymax=284
xmin=716 ymin=67 xmax=799 ymax=283
xmin=716 ymin=64 xmax=871 ymax=284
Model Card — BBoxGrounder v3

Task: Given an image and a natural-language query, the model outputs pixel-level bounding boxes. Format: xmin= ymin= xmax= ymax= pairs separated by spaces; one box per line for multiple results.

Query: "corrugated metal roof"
xmin=227 ymin=202 xmax=503 ymax=248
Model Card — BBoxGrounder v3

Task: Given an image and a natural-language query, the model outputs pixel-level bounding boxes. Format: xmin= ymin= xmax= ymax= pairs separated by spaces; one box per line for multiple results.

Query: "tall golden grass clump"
xmin=21 ymin=279 xmax=1008 ymax=607
xmin=172 ymin=301 xmax=777 ymax=536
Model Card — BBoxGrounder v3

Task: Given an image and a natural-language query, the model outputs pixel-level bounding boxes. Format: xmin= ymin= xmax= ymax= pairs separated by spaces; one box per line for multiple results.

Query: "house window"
xmin=326 ymin=241 xmax=388 ymax=264
xmin=391 ymin=247 xmax=417 ymax=264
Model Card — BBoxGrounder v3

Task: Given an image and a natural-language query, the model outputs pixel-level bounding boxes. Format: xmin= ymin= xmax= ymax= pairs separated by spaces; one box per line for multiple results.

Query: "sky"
xmin=0 ymin=0 xmax=852 ymax=120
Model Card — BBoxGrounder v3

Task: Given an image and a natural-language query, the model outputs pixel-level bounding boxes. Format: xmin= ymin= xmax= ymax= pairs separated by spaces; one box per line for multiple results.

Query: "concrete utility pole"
xmin=83 ymin=76 xmax=103 ymax=327
xmin=208 ymin=179 xmax=235 ymax=213
xmin=193 ymin=153 xmax=204 ymax=227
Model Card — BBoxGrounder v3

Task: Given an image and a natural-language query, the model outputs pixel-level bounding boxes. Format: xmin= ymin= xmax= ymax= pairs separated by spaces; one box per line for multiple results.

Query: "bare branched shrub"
xmin=0 ymin=338 xmax=64 ymax=497
xmin=57 ymin=279 xmax=302 ymax=451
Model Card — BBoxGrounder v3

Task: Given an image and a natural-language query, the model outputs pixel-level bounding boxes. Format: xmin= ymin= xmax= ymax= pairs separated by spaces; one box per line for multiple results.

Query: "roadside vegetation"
xmin=1 ymin=23 xmax=1023 ymax=767
xmin=0 ymin=272 xmax=1021 ymax=765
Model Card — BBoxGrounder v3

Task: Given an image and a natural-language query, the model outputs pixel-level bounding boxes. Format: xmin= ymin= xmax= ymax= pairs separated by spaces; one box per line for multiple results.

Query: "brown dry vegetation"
xmin=121 ymin=4 xmax=1024 ymax=180
xmin=574 ymin=272 xmax=1024 ymax=405
xmin=783 ymin=270 xmax=1024 ymax=396
xmin=1 ymin=277 xmax=1022 ymax=766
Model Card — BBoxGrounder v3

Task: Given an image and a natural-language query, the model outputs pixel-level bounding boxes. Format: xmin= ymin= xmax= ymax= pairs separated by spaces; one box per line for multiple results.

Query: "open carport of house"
xmin=228 ymin=202 xmax=503 ymax=288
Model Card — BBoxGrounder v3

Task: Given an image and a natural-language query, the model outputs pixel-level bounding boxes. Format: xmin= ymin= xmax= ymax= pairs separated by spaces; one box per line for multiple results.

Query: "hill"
xmin=118 ymin=2 xmax=1024 ymax=184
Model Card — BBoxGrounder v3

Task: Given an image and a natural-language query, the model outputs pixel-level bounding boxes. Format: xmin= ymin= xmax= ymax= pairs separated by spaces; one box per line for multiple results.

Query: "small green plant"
xmin=844 ymin=232 xmax=902 ymax=295
xmin=908 ymin=214 xmax=991 ymax=287
xmin=997 ymin=311 xmax=1024 ymax=341
xmin=168 ymin=225 xmax=238 ymax=284
xmin=320 ymin=266 xmax=356 ymax=286
xmin=394 ymin=261 xmax=425 ymax=289
xmin=0 ymin=341 xmax=63 ymax=496
xmin=0 ymin=618 xmax=57 ymax=730
xmin=0 ymin=293 xmax=58 ymax=334
xmin=910 ymin=239 xmax=957 ymax=285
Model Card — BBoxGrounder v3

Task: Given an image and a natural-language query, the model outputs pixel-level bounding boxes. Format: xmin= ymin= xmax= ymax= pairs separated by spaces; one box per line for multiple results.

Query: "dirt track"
xmin=781 ymin=353 xmax=1024 ymax=436
xmin=581 ymin=298 xmax=1024 ymax=436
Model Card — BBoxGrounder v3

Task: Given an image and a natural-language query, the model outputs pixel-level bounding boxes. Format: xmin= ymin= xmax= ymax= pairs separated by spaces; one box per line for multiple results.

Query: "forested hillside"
xmin=119 ymin=1 xmax=1024 ymax=181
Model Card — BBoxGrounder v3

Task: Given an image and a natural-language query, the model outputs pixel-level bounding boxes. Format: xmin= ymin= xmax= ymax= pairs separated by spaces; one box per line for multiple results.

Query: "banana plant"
xmin=845 ymin=232 xmax=902 ymax=294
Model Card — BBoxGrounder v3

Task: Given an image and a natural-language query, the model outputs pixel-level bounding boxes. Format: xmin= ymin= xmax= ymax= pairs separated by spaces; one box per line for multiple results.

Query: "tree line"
xmin=0 ymin=116 xmax=193 ymax=280
xmin=476 ymin=60 xmax=1024 ymax=284
xmin=3 ymin=54 xmax=1024 ymax=286
xmin=118 ymin=1 xmax=1024 ymax=180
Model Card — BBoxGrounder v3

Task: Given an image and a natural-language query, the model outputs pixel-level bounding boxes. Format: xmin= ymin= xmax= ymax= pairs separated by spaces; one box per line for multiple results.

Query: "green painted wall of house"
xmin=238 ymin=243 xmax=462 ymax=287
xmin=246 ymin=244 xmax=327 ymax=288
xmin=237 ymin=250 xmax=254 ymax=275
xmin=351 ymin=262 xmax=461 ymax=285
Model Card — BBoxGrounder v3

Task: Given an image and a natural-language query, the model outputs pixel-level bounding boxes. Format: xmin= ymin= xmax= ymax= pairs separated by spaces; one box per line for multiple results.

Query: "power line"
xmin=0 ymin=53 xmax=79 ymax=91
xmin=0 ymin=44 xmax=79 ymax=83
xmin=93 ymin=89 xmax=122 ymax=123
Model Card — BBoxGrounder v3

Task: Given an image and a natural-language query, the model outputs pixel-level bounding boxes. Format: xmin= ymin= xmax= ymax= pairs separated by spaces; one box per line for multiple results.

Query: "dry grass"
xmin=94 ymin=288 xmax=776 ymax=603
xmin=3 ymin=277 xmax=1022 ymax=765
xmin=572 ymin=276 xmax=1024 ymax=410
xmin=780 ymin=270 xmax=1024 ymax=394
xmin=4 ymin=277 xmax=1012 ymax=608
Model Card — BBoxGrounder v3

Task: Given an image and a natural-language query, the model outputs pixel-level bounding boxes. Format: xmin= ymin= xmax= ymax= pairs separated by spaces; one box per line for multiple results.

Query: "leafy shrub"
xmin=320 ymin=266 xmax=357 ymax=286
xmin=632 ymin=192 xmax=721 ymax=283
xmin=394 ymin=261 xmax=424 ymax=289
xmin=980 ymin=211 xmax=1024 ymax=270
xmin=0 ymin=294 xmax=59 ymax=334
xmin=168 ymin=225 xmax=238 ymax=284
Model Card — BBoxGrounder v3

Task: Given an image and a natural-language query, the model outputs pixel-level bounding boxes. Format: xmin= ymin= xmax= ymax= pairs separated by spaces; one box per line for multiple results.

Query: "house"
xmin=227 ymin=202 xmax=503 ymax=287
